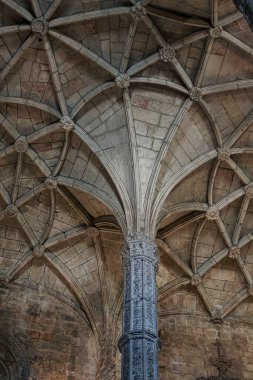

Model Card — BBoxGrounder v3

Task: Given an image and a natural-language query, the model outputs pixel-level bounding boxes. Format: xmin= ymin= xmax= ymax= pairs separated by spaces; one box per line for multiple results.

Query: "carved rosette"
xmin=217 ymin=146 xmax=231 ymax=161
xmin=228 ymin=246 xmax=240 ymax=259
xmin=14 ymin=136 xmax=28 ymax=153
xmin=159 ymin=45 xmax=176 ymax=63
xmin=44 ymin=177 xmax=58 ymax=190
xmin=189 ymin=87 xmax=202 ymax=101
xmin=191 ymin=274 xmax=201 ymax=286
xmin=33 ymin=245 xmax=45 ymax=258
xmin=209 ymin=25 xmax=223 ymax=38
xmin=5 ymin=204 xmax=18 ymax=218
xmin=130 ymin=2 xmax=147 ymax=20
xmin=245 ymin=183 xmax=253 ymax=198
xmin=206 ymin=205 xmax=219 ymax=221
xmin=31 ymin=18 xmax=48 ymax=35
xmin=115 ymin=73 xmax=130 ymax=89
xmin=119 ymin=233 xmax=159 ymax=379
xmin=60 ymin=116 xmax=75 ymax=131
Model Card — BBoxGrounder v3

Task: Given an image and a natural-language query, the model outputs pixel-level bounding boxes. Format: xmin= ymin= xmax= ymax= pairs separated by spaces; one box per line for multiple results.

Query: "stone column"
xmin=119 ymin=233 xmax=160 ymax=380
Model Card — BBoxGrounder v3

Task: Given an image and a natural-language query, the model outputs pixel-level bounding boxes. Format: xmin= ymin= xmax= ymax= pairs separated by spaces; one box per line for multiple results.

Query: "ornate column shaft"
xmin=119 ymin=233 xmax=159 ymax=379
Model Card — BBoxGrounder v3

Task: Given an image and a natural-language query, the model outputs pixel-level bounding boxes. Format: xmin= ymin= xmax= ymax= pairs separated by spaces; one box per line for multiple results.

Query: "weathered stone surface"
xmin=0 ymin=286 xmax=97 ymax=379
xmin=0 ymin=0 xmax=252 ymax=378
xmin=31 ymin=18 xmax=48 ymax=35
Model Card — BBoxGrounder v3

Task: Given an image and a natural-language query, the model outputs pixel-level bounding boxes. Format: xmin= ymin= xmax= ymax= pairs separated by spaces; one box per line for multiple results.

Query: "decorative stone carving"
xmin=245 ymin=183 xmax=253 ymax=198
xmin=159 ymin=45 xmax=176 ymax=63
xmin=209 ymin=26 xmax=223 ymax=38
xmin=217 ymin=147 xmax=231 ymax=161
xmin=234 ymin=0 xmax=253 ymax=32
xmin=191 ymin=274 xmax=202 ymax=286
xmin=87 ymin=226 xmax=99 ymax=238
xmin=197 ymin=338 xmax=239 ymax=379
xmin=228 ymin=246 xmax=240 ymax=259
xmin=14 ymin=136 xmax=28 ymax=153
xmin=96 ymin=330 xmax=116 ymax=380
xmin=115 ymin=73 xmax=130 ymax=89
xmin=130 ymin=2 xmax=147 ymax=20
xmin=60 ymin=116 xmax=75 ymax=131
xmin=189 ymin=87 xmax=202 ymax=101
xmin=119 ymin=233 xmax=159 ymax=380
xmin=206 ymin=206 xmax=219 ymax=221
xmin=31 ymin=18 xmax=48 ymax=35
xmin=212 ymin=309 xmax=223 ymax=325
xmin=44 ymin=177 xmax=58 ymax=190
xmin=33 ymin=245 xmax=45 ymax=258
xmin=5 ymin=204 xmax=18 ymax=218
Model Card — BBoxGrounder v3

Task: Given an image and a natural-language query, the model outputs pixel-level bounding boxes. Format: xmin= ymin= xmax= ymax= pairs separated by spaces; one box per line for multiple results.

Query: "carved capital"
xmin=212 ymin=309 xmax=223 ymax=325
xmin=209 ymin=25 xmax=223 ymax=38
xmin=14 ymin=136 xmax=28 ymax=153
xmin=245 ymin=183 xmax=253 ymax=198
xmin=5 ymin=204 xmax=18 ymax=218
xmin=206 ymin=205 xmax=219 ymax=221
xmin=33 ymin=245 xmax=45 ymax=258
xmin=189 ymin=87 xmax=202 ymax=101
xmin=130 ymin=2 xmax=147 ymax=20
xmin=87 ymin=226 xmax=99 ymax=238
xmin=44 ymin=177 xmax=58 ymax=190
xmin=60 ymin=116 xmax=75 ymax=131
xmin=31 ymin=18 xmax=48 ymax=35
xmin=217 ymin=146 xmax=231 ymax=161
xmin=191 ymin=274 xmax=201 ymax=286
xmin=124 ymin=233 xmax=158 ymax=264
xmin=159 ymin=45 xmax=176 ymax=63
xmin=228 ymin=245 xmax=240 ymax=259
xmin=115 ymin=73 xmax=130 ymax=89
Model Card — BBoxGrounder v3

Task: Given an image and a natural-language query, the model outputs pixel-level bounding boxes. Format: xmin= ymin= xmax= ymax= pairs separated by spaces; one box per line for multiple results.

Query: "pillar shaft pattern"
xmin=119 ymin=234 xmax=159 ymax=380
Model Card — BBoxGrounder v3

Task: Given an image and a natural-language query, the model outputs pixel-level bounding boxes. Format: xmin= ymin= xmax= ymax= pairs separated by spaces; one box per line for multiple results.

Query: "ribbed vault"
xmin=0 ymin=0 xmax=253 ymax=378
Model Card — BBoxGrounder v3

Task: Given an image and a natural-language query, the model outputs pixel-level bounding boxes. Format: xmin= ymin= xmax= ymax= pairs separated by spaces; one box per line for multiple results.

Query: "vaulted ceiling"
xmin=0 ymin=0 xmax=253 ymax=376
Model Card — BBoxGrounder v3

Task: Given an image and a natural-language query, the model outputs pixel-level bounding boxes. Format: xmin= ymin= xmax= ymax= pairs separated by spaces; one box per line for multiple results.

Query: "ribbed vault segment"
xmin=0 ymin=0 xmax=253 ymax=377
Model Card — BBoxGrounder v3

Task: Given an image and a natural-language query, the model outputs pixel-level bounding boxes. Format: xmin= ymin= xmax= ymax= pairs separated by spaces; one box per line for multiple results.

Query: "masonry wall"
xmin=159 ymin=314 xmax=253 ymax=380
xmin=0 ymin=284 xmax=97 ymax=379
